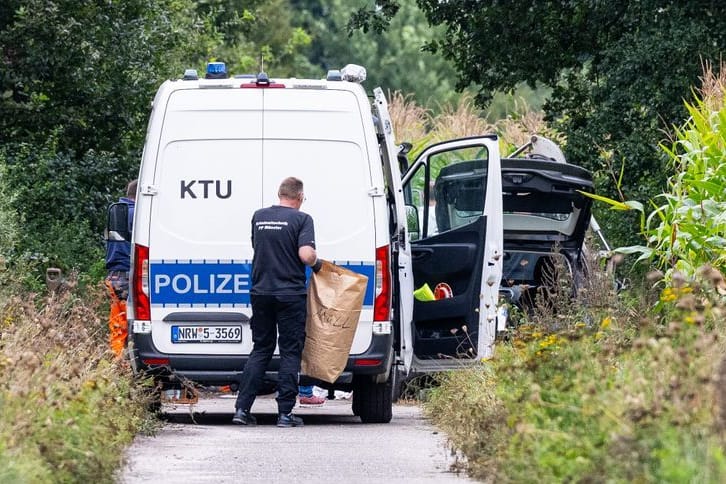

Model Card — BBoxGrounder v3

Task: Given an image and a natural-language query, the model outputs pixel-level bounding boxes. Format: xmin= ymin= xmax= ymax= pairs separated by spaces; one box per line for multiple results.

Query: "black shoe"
xmin=277 ymin=412 xmax=304 ymax=428
xmin=232 ymin=408 xmax=257 ymax=426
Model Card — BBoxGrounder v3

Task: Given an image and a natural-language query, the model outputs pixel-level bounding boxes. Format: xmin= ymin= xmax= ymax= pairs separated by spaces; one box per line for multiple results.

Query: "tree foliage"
xmin=293 ymin=0 xmax=471 ymax=107
xmin=0 ymin=0 xmax=316 ymax=271
xmin=0 ymin=0 xmax=211 ymax=269
xmin=195 ymin=0 xmax=317 ymax=77
xmin=0 ymin=0 xmax=210 ymax=157
xmin=352 ymin=1 xmax=726 ymax=246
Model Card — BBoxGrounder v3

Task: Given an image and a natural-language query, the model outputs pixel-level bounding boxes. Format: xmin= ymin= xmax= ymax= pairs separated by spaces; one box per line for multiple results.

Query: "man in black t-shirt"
xmin=233 ymin=177 xmax=322 ymax=428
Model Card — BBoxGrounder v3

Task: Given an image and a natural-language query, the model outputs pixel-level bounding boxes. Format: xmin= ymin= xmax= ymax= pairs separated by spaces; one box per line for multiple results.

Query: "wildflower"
xmin=660 ymin=288 xmax=677 ymax=302
xmin=600 ymin=316 xmax=612 ymax=329
xmin=538 ymin=334 xmax=562 ymax=350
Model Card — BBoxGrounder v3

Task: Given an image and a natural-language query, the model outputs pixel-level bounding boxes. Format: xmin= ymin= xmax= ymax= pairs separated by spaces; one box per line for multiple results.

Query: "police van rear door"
xmin=147 ymin=87 xmax=263 ymax=355
xmin=259 ymin=85 xmax=379 ymax=357
xmin=373 ymin=88 xmax=415 ymax=374
xmin=402 ymin=136 xmax=503 ymax=370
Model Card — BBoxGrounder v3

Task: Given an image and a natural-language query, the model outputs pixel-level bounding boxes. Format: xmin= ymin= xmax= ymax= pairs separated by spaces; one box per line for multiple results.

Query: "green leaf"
xmin=623 ymin=200 xmax=644 ymax=212
xmin=614 ymin=245 xmax=651 ymax=256
xmin=577 ymin=191 xmax=634 ymax=211
xmin=688 ymin=180 xmax=723 ymax=195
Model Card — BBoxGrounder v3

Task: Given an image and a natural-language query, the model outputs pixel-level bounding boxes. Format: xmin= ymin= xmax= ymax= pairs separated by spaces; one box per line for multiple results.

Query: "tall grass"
xmin=0 ymin=281 xmax=150 ymax=483
xmin=388 ymin=89 xmax=565 ymax=157
xmin=651 ymin=62 xmax=726 ymax=276
xmin=428 ymin=259 xmax=726 ymax=482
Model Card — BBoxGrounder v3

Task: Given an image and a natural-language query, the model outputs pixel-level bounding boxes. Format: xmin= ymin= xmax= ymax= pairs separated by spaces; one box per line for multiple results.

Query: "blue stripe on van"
xmin=336 ymin=261 xmax=375 ymax=308
xmin=149 ymin=260 xmax=375 ymax=308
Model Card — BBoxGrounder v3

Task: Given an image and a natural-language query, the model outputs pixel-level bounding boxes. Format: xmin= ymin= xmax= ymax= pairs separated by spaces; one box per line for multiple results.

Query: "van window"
xmin=406 ymin=145 xmax=489 ymax=237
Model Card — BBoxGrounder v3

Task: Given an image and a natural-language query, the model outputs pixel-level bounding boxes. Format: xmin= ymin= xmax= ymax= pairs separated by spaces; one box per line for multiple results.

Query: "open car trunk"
xmin=499 ymin=156 xmax=594 ymax=311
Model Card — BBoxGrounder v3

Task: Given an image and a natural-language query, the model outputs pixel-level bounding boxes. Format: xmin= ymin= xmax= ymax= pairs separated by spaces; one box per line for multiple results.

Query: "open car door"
xmin=402 ymin=136 xmax=503 ymax=371
xmin=372 ymin=88 xmax=415 ymax=374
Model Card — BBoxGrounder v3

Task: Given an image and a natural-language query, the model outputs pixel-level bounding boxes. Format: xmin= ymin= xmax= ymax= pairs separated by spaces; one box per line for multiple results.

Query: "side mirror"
xmin=406 ymin=205 xmax=420 ymax=241
xmin=106 ymin=202 xmax=131 ymax=242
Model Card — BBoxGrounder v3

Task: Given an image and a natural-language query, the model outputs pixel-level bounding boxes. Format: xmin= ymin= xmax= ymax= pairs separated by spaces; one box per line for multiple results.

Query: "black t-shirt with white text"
xmin=250 ymin=205 xmax=316 ymax=295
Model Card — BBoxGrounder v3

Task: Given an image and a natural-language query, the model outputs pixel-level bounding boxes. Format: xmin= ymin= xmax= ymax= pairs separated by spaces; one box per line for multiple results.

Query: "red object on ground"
xmin=299 ymin=395 xmax=326 ymax=407
xmin=434 ymin=282 xmax=453 ymax=300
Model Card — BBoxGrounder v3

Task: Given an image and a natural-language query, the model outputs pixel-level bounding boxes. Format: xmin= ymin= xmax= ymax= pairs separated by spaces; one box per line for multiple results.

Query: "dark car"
xmin=497 ymin=136 xmax=595 ymax=316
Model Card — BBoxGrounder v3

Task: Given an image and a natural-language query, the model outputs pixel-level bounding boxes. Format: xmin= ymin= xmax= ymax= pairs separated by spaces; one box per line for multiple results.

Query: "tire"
xmin=391 ymin=366 xmax=404 ymax=403
xmin=353 ymin=373 xmax=393 ymax=424
xmin=351 ymin=392 xmax=360 ymax=416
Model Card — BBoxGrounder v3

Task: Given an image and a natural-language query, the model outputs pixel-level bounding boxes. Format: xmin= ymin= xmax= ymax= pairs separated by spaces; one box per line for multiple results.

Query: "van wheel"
xmin=391 ymin=366 xmax=404 ymax=403
xmin=353 ymin=374 xmax=393 ymax=423
xmin=351 ymin=392 xmax=360 ymax=416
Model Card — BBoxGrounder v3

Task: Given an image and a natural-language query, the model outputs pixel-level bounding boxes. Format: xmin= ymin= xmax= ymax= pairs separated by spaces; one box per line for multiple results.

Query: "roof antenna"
xmin=260 ymin=54 xmax=264 ymax=74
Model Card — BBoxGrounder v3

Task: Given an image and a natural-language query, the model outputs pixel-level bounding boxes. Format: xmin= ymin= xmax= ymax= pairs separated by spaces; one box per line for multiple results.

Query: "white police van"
xmin=122 ymin=62 xmax=504 ymax=423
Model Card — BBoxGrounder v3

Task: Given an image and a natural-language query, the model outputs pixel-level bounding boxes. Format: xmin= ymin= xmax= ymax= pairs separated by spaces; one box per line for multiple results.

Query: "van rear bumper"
xmin=130 ymin=329 xmax=393 ymax=386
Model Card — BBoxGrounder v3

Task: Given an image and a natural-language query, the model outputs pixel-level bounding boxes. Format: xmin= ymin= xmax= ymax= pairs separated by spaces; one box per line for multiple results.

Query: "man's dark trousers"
xmin=236 ymin=294 xmax=307 ymax=415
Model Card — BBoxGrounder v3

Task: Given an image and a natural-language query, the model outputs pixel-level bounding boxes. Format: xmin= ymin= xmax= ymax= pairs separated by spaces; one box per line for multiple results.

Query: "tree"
xmin=0 ymin=0 xmax=212 ymax=157
xmin=351 ymin=1 xmax=726 ymax=245
xmin=292 ymin=0 xmax=472 ymax=108
xmin=193 ymin=0 xmax=317 ymax=77
xmin=0 ymin=0 xmax=211 ymax=270
xmin=0 ymin=0 xmax=316 ymax=271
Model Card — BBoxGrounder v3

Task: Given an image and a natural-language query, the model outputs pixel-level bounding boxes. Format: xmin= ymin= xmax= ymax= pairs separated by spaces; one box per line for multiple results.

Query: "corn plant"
xmin=583 ymin=62 xmax=726 ymax=279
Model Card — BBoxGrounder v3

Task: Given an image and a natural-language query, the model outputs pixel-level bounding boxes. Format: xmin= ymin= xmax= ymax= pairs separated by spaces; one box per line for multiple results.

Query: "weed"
xmin=427 ymin=265 xmax=726 ymax=482
xmin=0 ymin=279 xmax=151 ymax=483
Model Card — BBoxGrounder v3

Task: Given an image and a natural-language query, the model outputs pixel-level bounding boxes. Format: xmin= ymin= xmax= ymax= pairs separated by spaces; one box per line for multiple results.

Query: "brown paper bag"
xmin=301 ymin=260 xmax=368 ymax=383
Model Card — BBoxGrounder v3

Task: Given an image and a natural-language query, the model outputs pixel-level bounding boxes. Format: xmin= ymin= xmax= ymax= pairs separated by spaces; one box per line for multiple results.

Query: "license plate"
xmin=171 ymin=325 xmax=242 ymax=343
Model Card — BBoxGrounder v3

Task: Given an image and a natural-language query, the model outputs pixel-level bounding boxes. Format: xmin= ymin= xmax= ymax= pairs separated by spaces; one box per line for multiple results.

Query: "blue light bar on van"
xmin=205 ymin=62 xmax=228 ymax=79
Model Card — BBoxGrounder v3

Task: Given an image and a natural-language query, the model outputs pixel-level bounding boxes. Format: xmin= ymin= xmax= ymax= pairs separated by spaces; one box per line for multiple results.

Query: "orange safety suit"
xmin=106 ymin=279 xmax=128 ymax=357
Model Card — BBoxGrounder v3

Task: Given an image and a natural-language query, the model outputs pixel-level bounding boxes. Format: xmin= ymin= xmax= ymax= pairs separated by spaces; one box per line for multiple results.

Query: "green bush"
xmin=427 ymin=268 xmax=726 ymax=482
xmin=1 ymin=139 xmax=120 ymax=273
xmin=0 ymin=161 xmax=18 ymax=265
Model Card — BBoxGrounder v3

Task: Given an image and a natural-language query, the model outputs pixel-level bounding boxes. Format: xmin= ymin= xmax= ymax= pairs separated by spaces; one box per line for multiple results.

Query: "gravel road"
xmin=119 ymin=393 xmax=477 ymax=483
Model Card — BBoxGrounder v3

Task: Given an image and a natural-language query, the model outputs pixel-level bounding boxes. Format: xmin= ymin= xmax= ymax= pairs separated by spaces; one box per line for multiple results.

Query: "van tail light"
xmin=374 ymin=245 xmax=391 ymax=321
xmin=133 ymin=244 xmax=150 ymax=321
